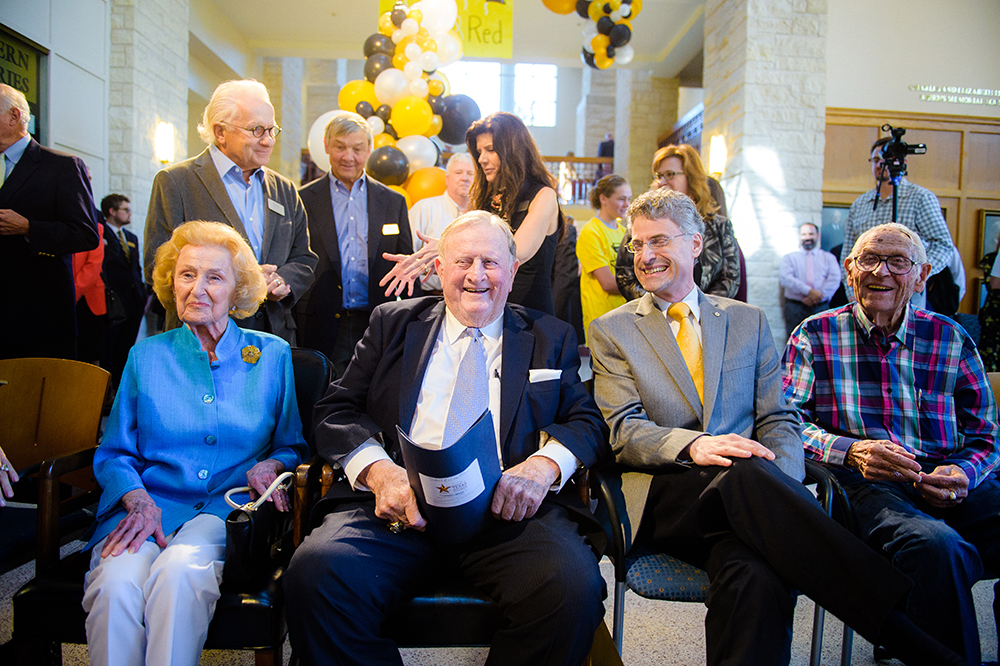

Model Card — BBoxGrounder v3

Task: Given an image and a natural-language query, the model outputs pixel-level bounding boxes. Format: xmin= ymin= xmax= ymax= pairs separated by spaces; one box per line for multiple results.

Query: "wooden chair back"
xmin=0 ymin=358 xmax=109 ymax=473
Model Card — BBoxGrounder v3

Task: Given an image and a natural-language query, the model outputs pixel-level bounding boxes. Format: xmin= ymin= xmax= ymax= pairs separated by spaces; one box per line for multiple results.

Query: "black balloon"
xmin=606 ymin=44 xmax=616 ymax=58
xmin=597 ymin=16 xmax=614 ymax=35
xmin=366 ymin=146 xmax=409 ymax=186
xmin=581 ymin=47 xmax=597 ymax=70
xmin=603 ymin=3 xmax=613 ymax=13
xmin=438 ymin=94 xmax=482 ymax=145
xmin=575 ymin=0 xmax=590 ymax=18
xmin=364 ymin=54 xmax=393 ymax=83
xmin=375 ymin=104 xmax=392 ymax=122
xmin=355 ymin=101 xmax=374 ymax=118
xmin=427 ymin=94 xmax=445 ymax=115
xmin=391 ymin=6 xmax=407 ymax=27
xmin=609 ymin=23 xmax=632 ymax=47
xmin=384 ymin=123 xmax=398 ymax=140
xmin=363 ymin=33 xmax=395 ymax=58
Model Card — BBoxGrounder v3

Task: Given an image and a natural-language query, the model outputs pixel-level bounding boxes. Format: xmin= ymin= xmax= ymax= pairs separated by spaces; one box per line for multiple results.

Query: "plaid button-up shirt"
xmin=782 ymin=303 xmax=999 ymax=489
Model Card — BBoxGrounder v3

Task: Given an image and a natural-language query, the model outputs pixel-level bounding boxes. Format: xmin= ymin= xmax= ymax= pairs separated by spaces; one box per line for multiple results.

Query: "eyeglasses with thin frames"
xmin=223 ymin=122 xmax=282 ymax=139
xmin=853 ymin=253 xmax=917 ymax=275
xmin=653 ymin=171 xmax=684 ymax=182
xmin=626 ymin=233 xmax=692 ymax=254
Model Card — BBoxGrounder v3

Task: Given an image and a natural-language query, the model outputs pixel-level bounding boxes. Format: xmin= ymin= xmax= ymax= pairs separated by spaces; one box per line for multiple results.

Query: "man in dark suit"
xmin=0 ymin=84 xmax=99 ymax=360
xmin=285 ymin=211 xmax=608 ymax=666
xmin=296 ymin=111 xmax=419 ymax=376
xmin=143 ymin=79 xmax=316 ymax=345
xmin=100 ymin=193 xmax=145 ymax=386
xmin=589 ymin=188 xmax=964 ymax=666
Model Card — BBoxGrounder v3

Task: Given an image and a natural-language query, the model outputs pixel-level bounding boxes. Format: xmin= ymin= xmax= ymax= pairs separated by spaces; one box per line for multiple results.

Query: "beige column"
xmin=703 ymin=0 xmax=828 ymax=344
xmin=616 ymin=69 xmax=679 ymax=197
xmin=576 ymin=68 xmax=616 ymax=160
xmin=263 ymin=57 xmax=304 ymax=183
xmin=109 ymin=0 xmax=190 ymax=251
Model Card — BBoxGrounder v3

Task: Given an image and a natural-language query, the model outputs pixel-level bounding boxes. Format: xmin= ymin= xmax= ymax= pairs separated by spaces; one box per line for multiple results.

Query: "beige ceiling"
xmin=207 ymin=0 xmax=705 ymax=77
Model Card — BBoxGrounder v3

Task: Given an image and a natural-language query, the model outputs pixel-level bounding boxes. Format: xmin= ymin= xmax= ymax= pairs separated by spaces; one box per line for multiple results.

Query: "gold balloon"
xmin=390 ymin=96 xmax=433 ymax=137
xmin=631 ymin=0 xmax=643 ymax=18
xmin=427 ymin=79 xmax=445 ymax=97
xmin=338 ymin=79 xmax=379 ymax=112
xmin=591 ymin=34 xmax=611 ymax=51
xmin=423 ymin=114 xmax=443 ymax=138
xmin=408 ymin=9 xmax=423 ymax=24
xmin=588 ymin=1 xmax=605 ymax=22
xmin=594 ymin=52 xmax=613 ymax=69
xmin=392 ymin=52 xmax=408 ymax=70
xmin=405 ymin=166 xmax=447 ymax=203
xmin=378 ymin=12 xmax=394 ymax=36
xmin=374 ymin=133 xmax=396 ymax=149
xmin=542 ymin=0 xmax=577 ymax=14
xmin=388 ymin=185 xmax=412 ymax=209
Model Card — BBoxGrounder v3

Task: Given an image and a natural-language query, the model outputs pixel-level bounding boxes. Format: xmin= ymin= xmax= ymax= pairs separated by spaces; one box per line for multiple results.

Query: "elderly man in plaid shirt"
xmin=782 ymin=222 xmax=1000 ymax=666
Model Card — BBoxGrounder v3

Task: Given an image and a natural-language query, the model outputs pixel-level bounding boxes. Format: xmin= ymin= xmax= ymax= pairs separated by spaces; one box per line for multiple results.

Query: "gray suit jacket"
xmin=589 ymin=290 xmax=804 ymax=543
xmin=143 ymin=148 xmax=318 ymax=344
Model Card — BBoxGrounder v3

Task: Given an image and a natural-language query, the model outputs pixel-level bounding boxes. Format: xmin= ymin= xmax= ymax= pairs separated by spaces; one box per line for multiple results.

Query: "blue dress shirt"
xmin=329 ymin=174 xmax=370 ymax=309
xmin=209 ymin=145 xmax=266 ymax=260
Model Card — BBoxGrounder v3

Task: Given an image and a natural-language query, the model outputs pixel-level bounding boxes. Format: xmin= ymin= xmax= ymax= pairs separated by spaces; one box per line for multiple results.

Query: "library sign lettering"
xmin=910 ymin=84 xmax=1000 ymax=107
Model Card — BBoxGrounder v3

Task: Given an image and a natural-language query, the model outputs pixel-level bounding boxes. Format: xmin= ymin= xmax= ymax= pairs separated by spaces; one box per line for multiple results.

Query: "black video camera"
xmin=879 ymin=124 xmax=926 ymax=177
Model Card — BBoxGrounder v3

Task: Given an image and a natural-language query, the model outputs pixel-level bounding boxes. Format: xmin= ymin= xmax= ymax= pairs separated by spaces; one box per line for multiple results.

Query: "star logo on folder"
xmin=437 ymin=484 xmax=451 ymax=494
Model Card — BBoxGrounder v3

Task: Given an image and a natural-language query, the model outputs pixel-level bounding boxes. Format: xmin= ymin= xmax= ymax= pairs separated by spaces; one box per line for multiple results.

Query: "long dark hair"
xmin=466 ymin=112 xmax=556 ymax=220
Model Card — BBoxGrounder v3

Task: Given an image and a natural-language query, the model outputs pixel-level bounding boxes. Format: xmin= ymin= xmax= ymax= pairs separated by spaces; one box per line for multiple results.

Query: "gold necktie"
xmin=118 ymin=229 xmax=131 ymax=259
xmin=667 ymin=302 xmax=703 ymax=403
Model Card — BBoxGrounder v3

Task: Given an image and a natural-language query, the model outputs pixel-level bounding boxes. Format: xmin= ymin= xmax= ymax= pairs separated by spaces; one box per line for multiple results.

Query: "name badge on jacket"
xmin=382 ymin=223 xmax=400 ymax=236
xmin=267 ymin=199 xmax=285 ymax=216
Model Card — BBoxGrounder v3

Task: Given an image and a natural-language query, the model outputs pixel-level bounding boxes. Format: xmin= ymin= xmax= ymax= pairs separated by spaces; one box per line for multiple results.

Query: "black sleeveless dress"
xmin=498 ymin=180 xmax=557 ymax=315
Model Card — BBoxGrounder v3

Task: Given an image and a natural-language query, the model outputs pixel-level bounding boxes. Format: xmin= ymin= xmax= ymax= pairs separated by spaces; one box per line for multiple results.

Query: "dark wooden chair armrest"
xmin=292 ymin=456 xmax=339 ymax=547
xmin=36 ymin=446 xmax=99 ymax=572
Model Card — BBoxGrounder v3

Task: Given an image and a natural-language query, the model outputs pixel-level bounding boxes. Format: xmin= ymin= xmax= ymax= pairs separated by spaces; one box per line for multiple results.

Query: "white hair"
xmin=197 ymin=79 xmax=271 ymax=145
xmin=446 ymin=152 xmax=474 ymax=170
xmin=0 ymin=84 xmax=30 ymax=130
xmin=849 ymin=222 xmax=928 ymax=265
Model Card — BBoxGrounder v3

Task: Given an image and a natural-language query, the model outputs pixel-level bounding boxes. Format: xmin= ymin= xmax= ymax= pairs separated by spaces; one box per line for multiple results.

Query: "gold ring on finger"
xmin=948 ymin=490 xmax=957 ymax=501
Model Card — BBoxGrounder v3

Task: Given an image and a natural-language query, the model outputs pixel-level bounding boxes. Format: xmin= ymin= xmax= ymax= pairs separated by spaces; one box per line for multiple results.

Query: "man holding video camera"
xmin=840 ymin=133 xmax=954 ymax=308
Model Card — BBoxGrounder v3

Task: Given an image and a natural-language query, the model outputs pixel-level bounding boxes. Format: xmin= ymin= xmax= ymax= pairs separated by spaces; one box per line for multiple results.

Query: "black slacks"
xmin=642 ymin=457 xmax=913 ymax=666
xmin=284 ymin=501 xmax=605 ymax=666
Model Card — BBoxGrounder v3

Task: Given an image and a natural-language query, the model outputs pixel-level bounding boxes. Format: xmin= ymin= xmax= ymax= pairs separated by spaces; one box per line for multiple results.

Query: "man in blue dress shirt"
xmin=296 ymin=111 xmax=419 ymax=376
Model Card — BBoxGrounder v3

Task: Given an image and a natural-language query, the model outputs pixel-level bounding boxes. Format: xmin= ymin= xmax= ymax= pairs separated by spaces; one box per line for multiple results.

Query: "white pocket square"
xmin=529 ymin=368 xmax=562 ymax=383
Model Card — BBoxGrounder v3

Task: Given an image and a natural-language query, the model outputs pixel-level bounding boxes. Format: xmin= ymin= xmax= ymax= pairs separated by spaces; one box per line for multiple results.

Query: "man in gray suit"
xmin=143 ymin=79 xmax=316 ymax=344
xmin=589 ymin=188 xmax=963 ymax=666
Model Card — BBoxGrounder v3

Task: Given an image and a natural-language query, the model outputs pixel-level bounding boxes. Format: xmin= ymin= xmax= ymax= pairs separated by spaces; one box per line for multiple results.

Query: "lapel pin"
xmin=242 ymin=345 xmax=261 ymax=364
xmin=714 ymin=311 xmax=720 ymax=317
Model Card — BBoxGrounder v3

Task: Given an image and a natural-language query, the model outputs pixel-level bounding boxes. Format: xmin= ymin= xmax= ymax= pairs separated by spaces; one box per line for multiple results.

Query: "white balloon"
xmin=367 ymin=115 xmax=385 ymax=136
xmin=610 ymin=11 xmax=621 ymax=22
xmin=615 ymin=44 xmax=635 ymax=65
xmin=418 ymin=51 xmax=441 ymax=72
xmin=582 ymin=23 xmax=598 ymax=38
xmin=307 ymin=110 xmax=345 ymax=173
xmin=404 ymin=43 xmax=423 ymax=61
xmin=408 ymin=78 xmax=429 ymax=98
xmin=435 ymin=32 xmax=461 ymax=67
xmin=583 ymin=38 xmax=595 ymax=54
xmin=374 ymin=68 xmax=409 ymax=107
xmin=401 ymin=18 xmax=419 ymax=36
xmin=418 ymin=0 xmax=458 ymax=34
xmin=620 ymin=5 xmax=631 ymax=17
xmin=403 ymin=60 xmax=423 ymax=81
xmin=392 ymin=29 xmax=404 ymax=44
xmin=396 ymin=135 xmax=438 ymax=175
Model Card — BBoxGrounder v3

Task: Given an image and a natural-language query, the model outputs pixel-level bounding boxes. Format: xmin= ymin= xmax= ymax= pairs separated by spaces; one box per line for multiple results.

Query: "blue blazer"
xmin=311 ymin=297 xmax=609 ymax=527
xmin=89 ymin=321 xmax=309 ymax=546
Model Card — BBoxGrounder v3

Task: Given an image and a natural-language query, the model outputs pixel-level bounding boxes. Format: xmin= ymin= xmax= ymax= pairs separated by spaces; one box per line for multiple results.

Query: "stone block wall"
xmin=109 ymin=0 xmax=190 ymax=254
xmin=263 ymin=56 xmax=304 ymax=183
xmin=616 ymin=70 xmax=679 ymax=197
xmin=704 ymin=0 xmax=828 ymax=347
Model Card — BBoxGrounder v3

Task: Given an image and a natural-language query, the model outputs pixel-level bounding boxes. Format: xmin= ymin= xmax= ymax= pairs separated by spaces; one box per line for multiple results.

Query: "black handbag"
xmin=223 ymin=471 xmax=294 ymax=584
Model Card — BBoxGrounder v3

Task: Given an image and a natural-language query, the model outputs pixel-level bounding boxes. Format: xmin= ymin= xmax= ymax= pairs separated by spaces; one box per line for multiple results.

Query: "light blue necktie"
xmin=442 ymin=328 xmax=488 ymax=447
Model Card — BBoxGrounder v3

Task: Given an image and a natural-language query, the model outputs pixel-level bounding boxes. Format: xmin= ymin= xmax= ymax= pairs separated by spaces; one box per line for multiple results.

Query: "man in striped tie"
xmin=588 ymin=188 xmax=965 ymax=666
xmin=286 ymin=211 xmax=609 ymax=666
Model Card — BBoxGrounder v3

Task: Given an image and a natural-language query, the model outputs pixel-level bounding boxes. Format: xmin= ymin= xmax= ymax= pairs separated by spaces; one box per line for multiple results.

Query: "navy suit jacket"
xmin=295 ymin=173 xmax=420 ymax=362
xmin=102 ymin=223 xmax=145 ymax=316
xmin=311 ymin=297 xmax=608 ymax=535
xmin=0 ymin=138 xmax=99 ymax=359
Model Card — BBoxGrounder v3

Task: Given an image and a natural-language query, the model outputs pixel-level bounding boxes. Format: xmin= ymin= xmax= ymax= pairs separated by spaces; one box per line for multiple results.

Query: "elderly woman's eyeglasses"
xmin=626 ymin=233 xmax=691 ymax=254
xmin=653 ymin=170 xmax=684 ymax=182
xmin=223 ymin=123 xmax=282 ymax=139
xmin=853 ymin=253 xmax=917 ymax=275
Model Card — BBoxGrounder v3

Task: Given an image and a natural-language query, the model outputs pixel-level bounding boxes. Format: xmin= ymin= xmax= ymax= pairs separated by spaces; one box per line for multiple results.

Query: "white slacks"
xmin=82 ymin=513 xmax=226 ymax=666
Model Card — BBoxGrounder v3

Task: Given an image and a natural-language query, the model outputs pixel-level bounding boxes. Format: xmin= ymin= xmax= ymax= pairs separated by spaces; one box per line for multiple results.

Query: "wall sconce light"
xmin=708 ymin=134 xmax=727 ymax=178
xmin=155 ymin=122 xmax=175 ymax=164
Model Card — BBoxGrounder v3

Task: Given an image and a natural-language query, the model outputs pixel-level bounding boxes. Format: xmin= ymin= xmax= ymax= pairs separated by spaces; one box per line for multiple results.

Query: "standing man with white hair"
xmin=296 ymin=111 xmax=419 ymax=376
xmin=143 ymin=78 xmax=316 ymax=345
xmin=0 ymin=83 xmax=99 ymax=360
xmin=406 ymin=152 xmax=475 ymax=292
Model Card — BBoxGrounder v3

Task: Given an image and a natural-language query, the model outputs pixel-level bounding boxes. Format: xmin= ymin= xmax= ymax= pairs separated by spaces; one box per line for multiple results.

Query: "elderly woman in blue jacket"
xmin=81 ymin=220 xmax=308 ymax=666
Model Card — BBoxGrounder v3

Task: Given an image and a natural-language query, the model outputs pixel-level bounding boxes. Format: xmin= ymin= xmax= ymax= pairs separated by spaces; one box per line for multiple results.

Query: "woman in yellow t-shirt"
xmin=577 ymin=174 xmax=632 ymax=342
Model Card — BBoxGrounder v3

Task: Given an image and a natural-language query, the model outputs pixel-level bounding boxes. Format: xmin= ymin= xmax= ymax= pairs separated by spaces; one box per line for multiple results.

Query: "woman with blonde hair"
xmin=82 ymin=220 xmax=308 ymax=666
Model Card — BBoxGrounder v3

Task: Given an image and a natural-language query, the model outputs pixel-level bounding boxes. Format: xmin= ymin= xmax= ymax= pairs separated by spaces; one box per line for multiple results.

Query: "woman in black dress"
xmin=381 ymin=112 xmax=561 ymax=314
